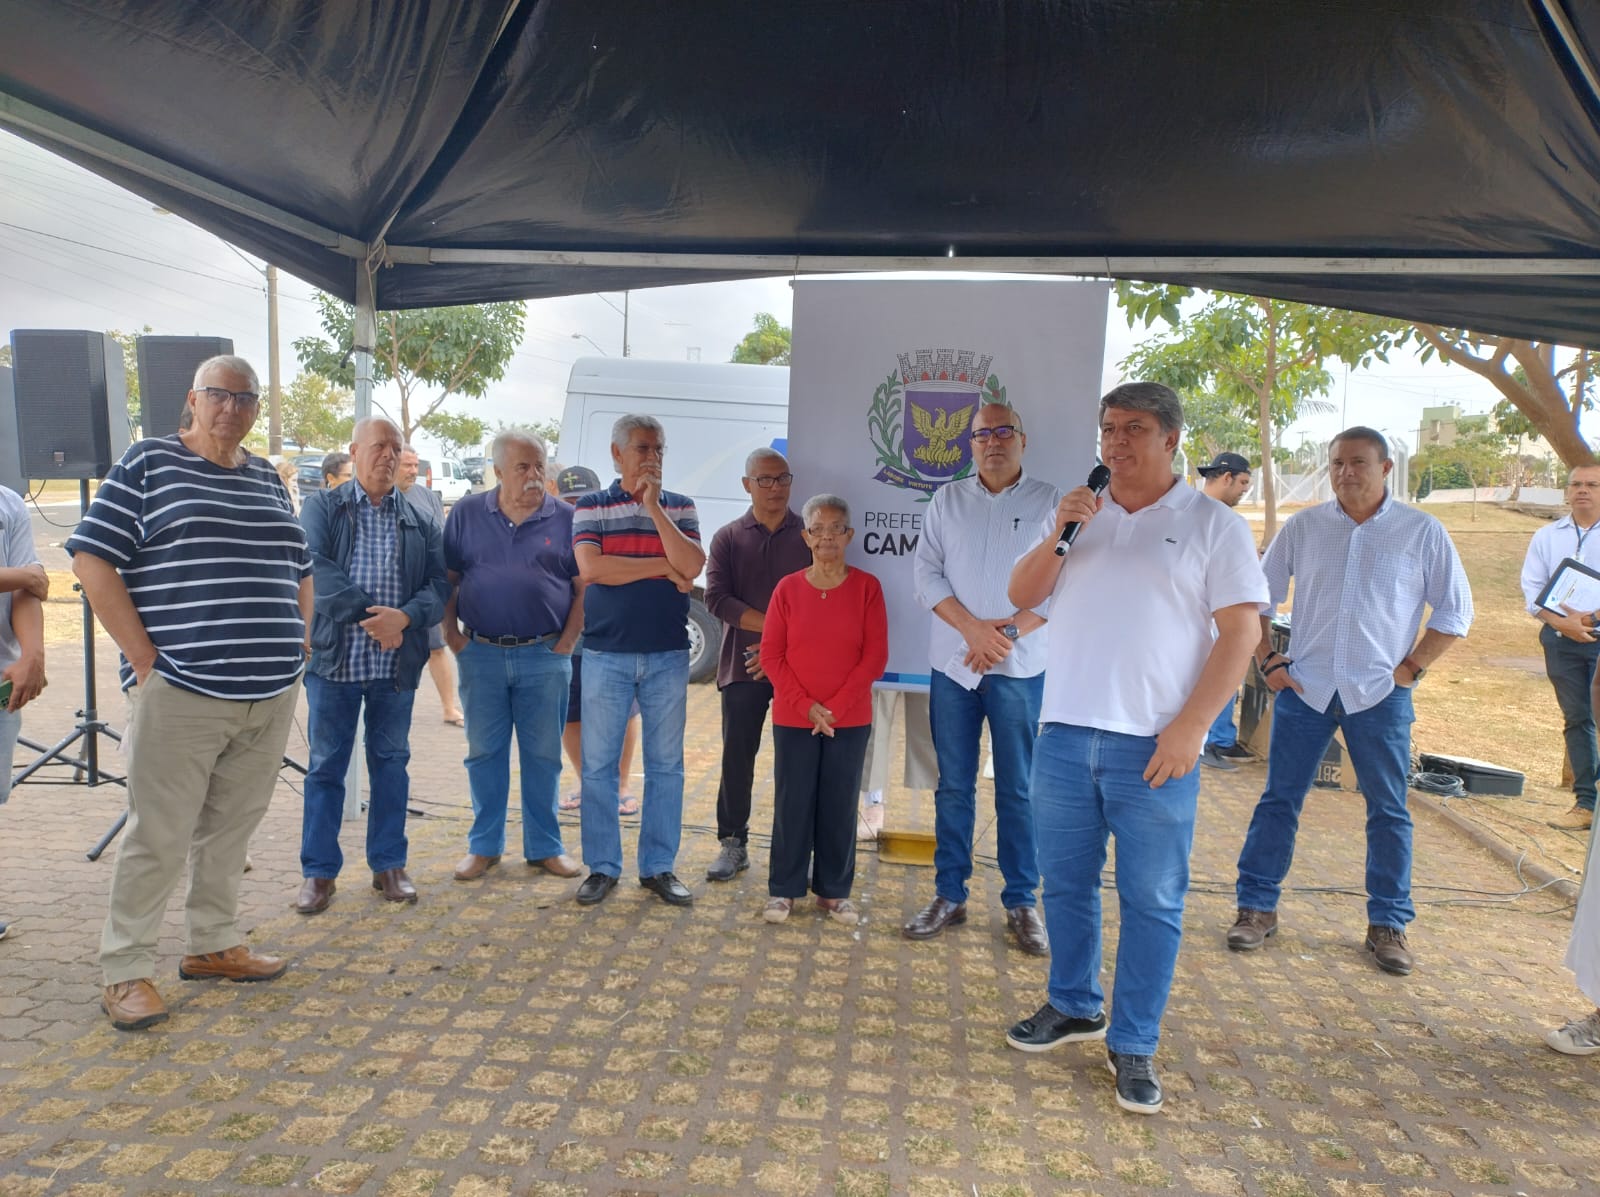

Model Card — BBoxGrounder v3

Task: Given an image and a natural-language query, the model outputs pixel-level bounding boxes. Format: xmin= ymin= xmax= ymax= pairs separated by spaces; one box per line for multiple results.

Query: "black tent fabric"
xmin=6 ymin=1 xmax=1600 ymax=343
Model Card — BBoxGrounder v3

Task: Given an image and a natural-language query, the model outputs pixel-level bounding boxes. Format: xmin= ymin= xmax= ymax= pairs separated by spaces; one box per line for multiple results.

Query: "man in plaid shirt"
xmin=297 ymin=418 xmax=448 ymax=914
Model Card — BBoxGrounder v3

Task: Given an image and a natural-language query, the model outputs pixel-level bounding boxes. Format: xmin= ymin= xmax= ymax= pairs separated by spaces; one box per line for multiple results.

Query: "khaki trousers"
xmin=99 ymin=673 xmax=301 ymax=985
xmin=862 ymin=688 xmax=937 ymax=794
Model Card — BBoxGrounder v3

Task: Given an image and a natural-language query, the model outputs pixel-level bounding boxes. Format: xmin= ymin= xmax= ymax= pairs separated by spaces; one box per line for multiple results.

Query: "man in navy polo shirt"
xmin=570 ymin=414 xmax=705 ymax=906
xmin=442 ymin=429 xmax=584 ymax=883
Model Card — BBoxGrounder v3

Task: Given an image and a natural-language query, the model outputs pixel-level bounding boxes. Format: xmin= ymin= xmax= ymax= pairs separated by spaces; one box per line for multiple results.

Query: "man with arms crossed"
xmin=704 ymin=448 xmax=810 ymax=882
xmin=1228 ymin=427 xmax=1473 ymax=977
xmin=1519 ymin=464 xmax=1600 ymax=831
xmin=69 ymin=355 xmax=310 ymax=1030
xmin=570 ymin=415 xmax=705 ymax=906
xmin=905 ymin=402 xmax=1059 ymax=955
xmin=1003 ymin=382 xmax=1265 ymax=1114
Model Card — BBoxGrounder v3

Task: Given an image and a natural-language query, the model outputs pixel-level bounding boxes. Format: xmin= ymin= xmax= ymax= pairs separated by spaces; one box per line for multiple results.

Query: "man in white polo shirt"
xmin=1002 ymin=382 xmax=1266 ymax=1115
xmin=905 ymin=401 xmax=1060 ymax=955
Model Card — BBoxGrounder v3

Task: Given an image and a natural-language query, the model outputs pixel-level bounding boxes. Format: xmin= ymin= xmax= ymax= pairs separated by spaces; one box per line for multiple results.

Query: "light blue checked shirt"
xmin=330 ymin=488 xmax=403 ymax=683
xmin=1265 ymin=493 xmax=1473 ymax=715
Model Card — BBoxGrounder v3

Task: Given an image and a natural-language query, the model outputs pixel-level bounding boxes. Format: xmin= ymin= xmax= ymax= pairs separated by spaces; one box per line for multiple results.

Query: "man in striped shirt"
xmin=570 ymin=414 xmax=705 ymax=907
xmin=1228 ymin=427 xmax=1474 ymax=977
xmin=69 ymin=355 xmax=312 ymax=1031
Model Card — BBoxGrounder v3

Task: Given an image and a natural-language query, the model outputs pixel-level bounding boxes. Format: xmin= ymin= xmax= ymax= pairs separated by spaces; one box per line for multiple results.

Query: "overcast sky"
xmin=0 ymin=128 xmax=1566 ymax=463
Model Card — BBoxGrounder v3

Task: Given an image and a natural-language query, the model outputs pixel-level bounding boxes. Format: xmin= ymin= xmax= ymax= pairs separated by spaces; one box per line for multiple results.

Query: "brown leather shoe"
xmin=372 ymin=867 xmax=418 ymax=903
xmin=1227 ymin=907 xmax=1278 ymax=951
xmin=453 ymin=853 xmax=501 ymax=881
xmin=102 ymin=978 xmax=169 ymax=1031
xmin=177 ymin=944 xmax=288 ymax=983
xmin=1005 ymin=905 xmax=1050 ymax=956
xmin=529 ymin=853 xmax=581 ymax=878
xmin=902 ymin=895 xmax=967 ymax=940
xmin=1549 ymin=804 xmax=1594 ymax=831
xmin=1365 ymin=924 xmax=1414 ymax=976
xmin=296 ymin=877 xmax=336 ymax=915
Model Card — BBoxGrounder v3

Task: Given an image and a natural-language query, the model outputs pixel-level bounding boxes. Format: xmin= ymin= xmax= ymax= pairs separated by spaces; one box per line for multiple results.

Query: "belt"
xmin=467 ymin=630 xmax=558 ymax=648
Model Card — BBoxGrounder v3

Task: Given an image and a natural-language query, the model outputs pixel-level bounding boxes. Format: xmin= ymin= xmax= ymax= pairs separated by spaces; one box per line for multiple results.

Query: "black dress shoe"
xmin=576 ymin=872 xmax=619 ymax=906
xmin=372 ymin=868 xmax=418 ymax=903
xmin=640 ymin=872 xmax=694 ymax=906
xmin=1005 ymin=1002 xmax=1107 ymax=1052
xmin=296 ymin=877 xmax=335 ymax=915
xmin=1005 ymin=906 xmax=1050 ymax=956
xmin=902 ymin=895 xmax=967 ymax=940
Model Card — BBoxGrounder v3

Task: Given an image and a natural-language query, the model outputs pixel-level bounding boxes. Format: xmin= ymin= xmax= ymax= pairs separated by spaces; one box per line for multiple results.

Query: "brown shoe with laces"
xmin=102 ymin=979 xmax=169 ymax=1031
xmin=1226 ymin=908 xmax=1278 ymax=951
xmin=1365 ymin=925 xmax=1413 ymax=975
xmin=177 ymin=944 xmax=288 ymax=982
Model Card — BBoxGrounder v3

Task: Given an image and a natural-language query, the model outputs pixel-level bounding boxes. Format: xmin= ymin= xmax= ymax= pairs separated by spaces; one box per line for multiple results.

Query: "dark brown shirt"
xmin=704 ymin=508 xmax=811 ymax=688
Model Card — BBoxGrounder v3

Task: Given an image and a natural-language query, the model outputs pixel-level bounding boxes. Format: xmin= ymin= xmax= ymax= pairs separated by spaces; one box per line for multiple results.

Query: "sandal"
xmin=763 ymin=897 xmax=793 ymax=924
xmin=818 ymin=898 xmax=860 ymax=926
xmin=618 ymin=796 xmax=641 ymax=816
xmin=558 ymin=793 xmax=581 ymax=811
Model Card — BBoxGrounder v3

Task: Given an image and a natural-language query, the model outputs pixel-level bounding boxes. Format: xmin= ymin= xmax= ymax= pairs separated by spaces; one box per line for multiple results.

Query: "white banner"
xmin=788 ymin=279 xmax=1108 ymax=685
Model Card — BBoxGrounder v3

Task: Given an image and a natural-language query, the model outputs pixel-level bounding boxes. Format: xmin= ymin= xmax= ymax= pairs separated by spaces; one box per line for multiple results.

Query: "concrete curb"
xmin=1409 ymin=787 xmax=1583 ymax=904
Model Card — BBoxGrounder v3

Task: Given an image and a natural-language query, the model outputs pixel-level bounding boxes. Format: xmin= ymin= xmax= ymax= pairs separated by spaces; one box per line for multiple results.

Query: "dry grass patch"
xmin=379 ymin=1167 xmax=442 ymax=1197
xmin=753 ymin=1158 xmax=821 ymax=1195
xmin=687 ymin=1152 xmax=743 ymax=1186
xmin=834 ymin=1168 xmax=890 ymax=1197
xmin=310 ymin=1161 xmax=375 ymax=1194
xmin=164 ymin=1148 xmax=235 ymax=1181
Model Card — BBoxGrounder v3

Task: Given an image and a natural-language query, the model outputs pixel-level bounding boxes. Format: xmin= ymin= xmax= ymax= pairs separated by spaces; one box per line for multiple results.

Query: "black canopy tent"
xmin=6 ymin=0 xmax=1600 ymax=361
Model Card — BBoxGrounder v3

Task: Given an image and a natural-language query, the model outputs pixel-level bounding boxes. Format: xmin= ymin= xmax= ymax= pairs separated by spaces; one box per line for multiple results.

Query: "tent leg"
xmin=341 ymin=254 xmax=376 ymax=824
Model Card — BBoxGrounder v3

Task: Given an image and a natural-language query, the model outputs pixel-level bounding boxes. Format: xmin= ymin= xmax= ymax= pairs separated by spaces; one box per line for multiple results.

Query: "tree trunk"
xmin=1258 ymin=314 xmax=1279 ymax=545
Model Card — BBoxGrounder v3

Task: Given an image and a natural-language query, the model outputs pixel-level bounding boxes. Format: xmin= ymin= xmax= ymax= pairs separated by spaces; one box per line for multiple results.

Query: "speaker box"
xmin=136 ymin=335 xmax=234 ymax=437
xmin=9 ymin=329 xmax=130 ymax=479
xmin=0 ymin=365 xmax=24 ymax=496
xmin=1418 ymin=752 xmax=1525 ymax=797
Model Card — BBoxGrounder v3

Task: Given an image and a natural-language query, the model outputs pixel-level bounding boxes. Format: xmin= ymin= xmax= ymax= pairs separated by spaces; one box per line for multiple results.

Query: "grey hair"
xmin=801 ymin=493 xmax=851 ymax=528
xmin=400 ymin=442 xmax=417 ymax=455
xmin=611 ymin=413 xmax=664 ymax=450
xmin=192 ymin=354 xmax=260 ymax=393
xmin=745 ymin=446 xmax=788 ymax=476
xmin=1331 ymin=425 xmax=1391 ymax=462
xmin=1099 ymin=382 xmax=1184 ymax=437
xmin=491 ymin=426 xmax=547 ymax=469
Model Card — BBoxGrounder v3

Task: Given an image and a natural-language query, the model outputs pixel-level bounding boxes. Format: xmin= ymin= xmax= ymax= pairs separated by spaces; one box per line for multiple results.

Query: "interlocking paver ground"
xmin=2 ymin=638 xmax=1597 ymax=1195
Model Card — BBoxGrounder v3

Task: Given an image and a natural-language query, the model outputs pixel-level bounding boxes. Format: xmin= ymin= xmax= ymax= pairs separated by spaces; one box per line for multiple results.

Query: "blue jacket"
xmin=301 ymin=482 xmax=449 ymax=689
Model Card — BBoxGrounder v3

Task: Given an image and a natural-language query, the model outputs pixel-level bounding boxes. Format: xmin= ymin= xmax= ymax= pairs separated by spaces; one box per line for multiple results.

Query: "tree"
xmin=1170 ymin=389 xmax=1259 ymax=467
xmin=0 ymin=345 xmax=9 ymax=366
xmin=1116 ymin=284 xmax=1409 ymax=543
xmin=278 ymin=372 xmax=353 ymax=450
xmin=106 ymin=327 xmax=149 ymax=431
xmin=1409 ymin=428 xmax=1508 ymax=519
xmin=293 ymin=295 xmax=525 ymax=442
xmin=730 ymin=313 xmax=791 ymax=365
xmin=1406 ymin=328 xmax=1594 ymax=467
xmin=420 ymin=410 xmax=489 ymax=457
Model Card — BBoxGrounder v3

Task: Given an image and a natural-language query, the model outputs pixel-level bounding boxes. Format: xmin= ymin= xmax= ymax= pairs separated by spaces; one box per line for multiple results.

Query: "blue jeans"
xmin=1236 ymin=686 xmax=1416 ymax=927
xmin=579 ymin=648 xmax=689 ymax=878
xmin=1206 ymin=694 xmax=1238 ymax=749
xmin=1541 ymin=625 xmax=1600 ymax=811
xmin=929 ymin=669 xmax=1043 ymax=908
xmin=1032 ymin=722 xmax=1198 ymax=1057
xmin=457 ymin=639 xmax=572 ymax=860
xmin=301 ymin=674 xmax=416 ymax=878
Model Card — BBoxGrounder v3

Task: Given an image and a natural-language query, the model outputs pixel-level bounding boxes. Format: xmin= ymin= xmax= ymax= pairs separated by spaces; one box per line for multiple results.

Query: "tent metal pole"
xmin=381 ymin=246 xmax=1600 ymax=275
xmin=343 ymin=254 xmax=378 ymax=823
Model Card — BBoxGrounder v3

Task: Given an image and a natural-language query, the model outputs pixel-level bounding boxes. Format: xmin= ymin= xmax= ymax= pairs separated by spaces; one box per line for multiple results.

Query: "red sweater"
xmin=762 ymin=567 xmax=889 ymax=728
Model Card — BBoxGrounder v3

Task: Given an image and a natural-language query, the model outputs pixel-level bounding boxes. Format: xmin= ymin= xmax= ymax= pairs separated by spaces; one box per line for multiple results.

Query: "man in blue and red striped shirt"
xmin=569 ymin=414 xmax=705 ymax=907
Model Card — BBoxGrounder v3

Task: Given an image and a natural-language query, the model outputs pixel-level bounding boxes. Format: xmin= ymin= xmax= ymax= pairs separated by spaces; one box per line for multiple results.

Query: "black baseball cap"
xmin=556 ymin=465 xmax=602 ymax=498
xmin=1197 ymin=451 xmax=1252 ymax=477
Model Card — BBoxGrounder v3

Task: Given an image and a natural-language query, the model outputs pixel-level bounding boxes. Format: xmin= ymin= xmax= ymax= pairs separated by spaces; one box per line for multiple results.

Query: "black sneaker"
xmin=1197 ymin=747 xmax=1238 ymax=771
xmin=1214 ymin=742 xmax=1253 ymax=760
xmin=1005 ymin=1002 xmax=1107 ymax=1052
xmin=706 ymin=837 xmax=750 ymax=882
xmin=1106 ymin=1049 xmax=1163 ymax=1114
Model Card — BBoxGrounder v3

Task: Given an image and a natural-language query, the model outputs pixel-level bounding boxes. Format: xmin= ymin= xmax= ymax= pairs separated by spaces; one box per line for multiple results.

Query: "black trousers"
xmin=717 ymin=680 xmax=774 ymax=842
xmin=769 ymin=724 xmax=870 ymax=899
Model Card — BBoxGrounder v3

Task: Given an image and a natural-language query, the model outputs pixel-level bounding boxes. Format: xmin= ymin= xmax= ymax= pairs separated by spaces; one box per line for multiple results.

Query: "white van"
xmin=560 ymin=356 xmax=790 ymax=682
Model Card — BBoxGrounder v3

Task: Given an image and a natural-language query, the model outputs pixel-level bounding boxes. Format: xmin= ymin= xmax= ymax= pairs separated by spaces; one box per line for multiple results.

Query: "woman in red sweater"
xmin=759 ymin=494 xmax=889 ymax=925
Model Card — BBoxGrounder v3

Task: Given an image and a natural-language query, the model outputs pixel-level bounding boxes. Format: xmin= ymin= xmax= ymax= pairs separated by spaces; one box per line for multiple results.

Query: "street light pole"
xmin=623 ymin=290 xmax=630 ymax=357
xmin=266 ymin=264 xmax=282 ymax=454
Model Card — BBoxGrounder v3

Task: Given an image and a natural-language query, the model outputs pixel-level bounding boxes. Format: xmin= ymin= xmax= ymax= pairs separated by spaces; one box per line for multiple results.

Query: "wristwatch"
xmin=1001 ymin=624 xmax=1020 ymax=641
xmin=1401 ymin=656 xmax=1426 ymax=683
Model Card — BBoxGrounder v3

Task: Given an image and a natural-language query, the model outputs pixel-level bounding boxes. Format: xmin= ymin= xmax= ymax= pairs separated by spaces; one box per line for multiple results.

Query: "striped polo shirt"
xmin=571 ymin=479 xmax=700 ymax=653
xmin=65 ymin=436 xmax=311 ymax=700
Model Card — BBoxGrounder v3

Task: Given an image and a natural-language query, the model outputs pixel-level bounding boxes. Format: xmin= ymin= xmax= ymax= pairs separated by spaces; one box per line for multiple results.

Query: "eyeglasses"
xmin=748 ymin=473 xmax=794 ymax=488
xmin=196 ymin=385 xmax=260 ymax=410
xmin=626 ymin=443 xmax=665 ymax=457
xmin=806 ymin=524 xmax=850 ymax=538
xmin=970 ymin=426 xmax=1019 ymax=443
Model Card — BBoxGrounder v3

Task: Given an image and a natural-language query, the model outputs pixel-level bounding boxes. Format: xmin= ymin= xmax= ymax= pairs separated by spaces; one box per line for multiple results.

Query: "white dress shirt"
xmin=1266 ymin=494 xmax=1473 ymax=715
xmin=1038 ymin=479 xmax=1268 ymax=737
xmin=913 ymin=471 xmax=1062 ymax=680
xmin=1520 ymin=513 xmax=1600 ymax=616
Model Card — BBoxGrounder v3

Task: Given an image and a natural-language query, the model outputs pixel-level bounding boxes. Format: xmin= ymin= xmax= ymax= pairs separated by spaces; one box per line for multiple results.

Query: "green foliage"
xmin=730 ymin=312 xmax=792 ymax=365
xmin=294 ymin=295 xmax=525 ymax=441
xmin=420 ymin=410 xmax=489 ymax=456
xmin=1409 ymin=429 xmax=1508 ymax=498
xmin=107 ymin=327 xmax=150 ymax=431
xmin=1493 ymin=397 xmax=1537 ymax=440
xmin=0 ymin=344 xmax=9 ymax=366
xmin=279 ymin=372 xmax=353 ymax=451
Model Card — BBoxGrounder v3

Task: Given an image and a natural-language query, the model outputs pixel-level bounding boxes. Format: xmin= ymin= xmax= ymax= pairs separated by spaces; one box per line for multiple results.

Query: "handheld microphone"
xmin=1054 ymin=463 xmax=1112 ymax=556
